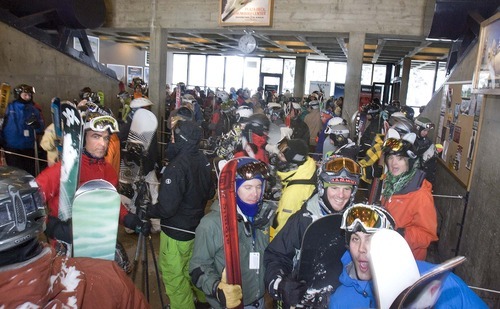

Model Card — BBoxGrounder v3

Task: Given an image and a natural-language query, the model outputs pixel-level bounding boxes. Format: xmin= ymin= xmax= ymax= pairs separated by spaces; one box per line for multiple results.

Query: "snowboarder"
xmin=264 ymin=156 xmax=361 ymax=308
xmin=0 ymin=166 xmax=149 ymax=308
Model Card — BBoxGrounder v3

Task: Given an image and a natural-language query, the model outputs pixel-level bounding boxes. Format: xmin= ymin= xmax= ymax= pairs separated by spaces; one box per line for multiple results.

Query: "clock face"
xmin=239 ymin=34 xmax=257 ymax=54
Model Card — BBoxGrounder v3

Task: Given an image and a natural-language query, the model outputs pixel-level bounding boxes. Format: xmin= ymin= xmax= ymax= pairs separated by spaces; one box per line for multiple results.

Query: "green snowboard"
xmin=72 ymin=179 xmax=121 ymax=260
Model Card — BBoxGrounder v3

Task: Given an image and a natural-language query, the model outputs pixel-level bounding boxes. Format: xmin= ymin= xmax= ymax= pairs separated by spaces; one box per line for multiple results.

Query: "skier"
xmin=36 ymin=111 xmax=148 ymax=252
xmin=414 ymin=116 xmax=438 ymax=186
xmin=0 ymin=166 xmax=150 ymax=308
xmin=303 ymin=94 xmax=321 ymax=151
xmin=189 ymin=157 xmax=275 ymax=309
xmin=264 ymin=156 xmax=361 ymax=308
xmin=323 ymin=122 xmax=359 ymax=161
xmin=380 ymin=133 xmax=438 ymax=260
xmin=147 ymin=118 xmax=214 ymax=309
xmin=0 ymin=83 xmax=45 ymax=176
xmin=269 ymin=138 xmax=317 ymax=240
xmin=233 ymin=113 xmax=271 ymax=164
xmin=329 ymin=204 xmax=488 ymax=309
xmin=284 ymin=99 xmax=310 ymax=146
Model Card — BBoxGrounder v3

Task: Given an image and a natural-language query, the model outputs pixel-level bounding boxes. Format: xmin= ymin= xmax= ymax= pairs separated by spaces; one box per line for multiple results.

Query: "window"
xmin=261 ymin=58 xmax=283 ymax=74
xmin=407 ymin=61 xmax=440 ymax=108
xmin=361 ymin=64 xmax=373 ymax=85
xmin=206 ymin=55 xmax=225 ymax=90
xmin=305 ymin=60 xmax=327 ymax=94
xmin=372 ymin=65 xmax=387 ymax=83
xmin=282 ymin=59 xmax=296 ymax=95
xmin=243 ymin=57 xmax=261 ymax=94
xmin=224 ymin=56 xmax=244 ymax=91
xmin=172 ymin=54 xmax=188 ymax=84
xmin=188 ymin=55 xmax=206 ymax=88
xmin=327 ymin=62 xmax=347 ymax=86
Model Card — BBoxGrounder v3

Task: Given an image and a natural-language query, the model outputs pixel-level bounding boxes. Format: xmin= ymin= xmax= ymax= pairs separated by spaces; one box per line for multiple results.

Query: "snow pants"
xmin=159 ymin=232 xmax=206 ymax=309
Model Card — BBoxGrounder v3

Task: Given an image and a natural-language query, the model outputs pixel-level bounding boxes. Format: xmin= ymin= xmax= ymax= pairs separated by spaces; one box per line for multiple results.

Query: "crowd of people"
xmin=0 ymin=81 xmax=488 ymax=308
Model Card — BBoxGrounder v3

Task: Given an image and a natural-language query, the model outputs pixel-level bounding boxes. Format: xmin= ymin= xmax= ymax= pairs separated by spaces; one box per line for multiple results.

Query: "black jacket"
xmin=150 ymin=142 xmax=214 ymax=241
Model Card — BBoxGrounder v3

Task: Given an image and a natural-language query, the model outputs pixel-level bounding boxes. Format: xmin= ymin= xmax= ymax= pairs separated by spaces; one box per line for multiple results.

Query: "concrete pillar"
xmin=344 ymin=32 xmax=365 ymax=132
xmin=148 ymin=26 xmax=168 ymax=122
xmin=294 ymin=56 xmax=306 ymax=98
xmin=400 ymin=57 xmax=411 ymax=106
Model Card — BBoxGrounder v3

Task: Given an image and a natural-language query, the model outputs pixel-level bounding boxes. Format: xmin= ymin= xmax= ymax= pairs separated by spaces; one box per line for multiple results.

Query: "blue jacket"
xmin=1 ymin=100 xmax=44 ymax=149
xmin=329 ymin=251 xmax=488 ymax=309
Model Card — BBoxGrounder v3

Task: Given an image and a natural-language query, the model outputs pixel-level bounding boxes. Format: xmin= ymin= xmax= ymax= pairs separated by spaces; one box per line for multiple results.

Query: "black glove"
xmin=278 ymin=276 xmax=308 ymax=307
xmin=45 ymin=216 xmax=72 ymax=243
xmin=138 ymin=219 xmax=152 ymax=236
xmin=123 ymin=212 xmax=152 ymax=236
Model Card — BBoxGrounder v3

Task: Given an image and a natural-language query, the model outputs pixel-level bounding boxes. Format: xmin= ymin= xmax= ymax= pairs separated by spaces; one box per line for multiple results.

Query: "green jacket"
xmin=189 ymin=200 xmax=270 ymax=308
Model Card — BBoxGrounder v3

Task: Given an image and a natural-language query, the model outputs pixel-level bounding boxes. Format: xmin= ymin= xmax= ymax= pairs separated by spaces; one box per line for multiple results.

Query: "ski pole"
xmin=159 ymin=224 xmax=196 ymax=235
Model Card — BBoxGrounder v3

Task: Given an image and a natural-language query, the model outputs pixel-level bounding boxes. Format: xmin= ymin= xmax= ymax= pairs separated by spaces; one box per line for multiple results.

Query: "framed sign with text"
xmin=219 ymin=0 xmax=273 ymax=26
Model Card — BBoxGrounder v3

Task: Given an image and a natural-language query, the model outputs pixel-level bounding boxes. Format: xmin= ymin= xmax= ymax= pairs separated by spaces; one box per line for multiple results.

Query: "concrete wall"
xmin=420 ymin=43 xmax=500 ymax=307
xmin=0 ymin=23 xmax=123 ymax=120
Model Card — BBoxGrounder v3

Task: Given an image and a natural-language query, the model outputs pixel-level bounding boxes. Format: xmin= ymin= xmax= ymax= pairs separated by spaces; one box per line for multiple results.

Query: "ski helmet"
xmin=400 ymin=106 xmax=415 ymax=121
xmin=362 ymin=102 xmax=381 ymax=115
xmin=235 ymin=105 xmax=254 ymax=123
xmin=317 ymin=157 xmax=361 ymax=212
xmin=243 ymin=113 xmax=270 ymax=137
xmin=130 ymin=97 xmax=153 ymax=109
xmin=277 ymin=138 xmax=309 ymax=165
xmin=0 ymin=166 xmax=46 ymax=252
xmin=173 ymin=119 xmax=202 ymax=146
xmin=14 ymin=84 xmax=35 ymax=100
xmin=324 ymin=117 xmax=346 ymax=134
xmin=326 ymin=124 xmax=350 ymax=146
xmin=341 ymin=203 xmax=396 ymax=245
xmin=234 ymin=157 xmax=270 ymax=219
xmin=414 ymin=116 xmax=435 ymax=134
xmin=83 ymin=112 xmax=119 ymax=134
xmin=382 ymin=136 xmax=417 ymax=164
xmin=216 ymin=90 xmax=229 ymax=104
xmin=388 ymin=115 xmax=414 ymax=136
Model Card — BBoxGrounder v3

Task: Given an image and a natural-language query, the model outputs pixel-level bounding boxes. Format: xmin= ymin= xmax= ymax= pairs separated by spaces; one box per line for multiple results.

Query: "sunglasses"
xmin=237 ymin=161 xmax=270 ymax=180
xmin=85 ymin=115 xmax=119 ymax=133
xmin=382 ymin=138 xmax=404 ymax=152
xmin=324 ymin=157 xmax=361 ymax=175
xmin=341 ymin=204 xmax=394 ymax=233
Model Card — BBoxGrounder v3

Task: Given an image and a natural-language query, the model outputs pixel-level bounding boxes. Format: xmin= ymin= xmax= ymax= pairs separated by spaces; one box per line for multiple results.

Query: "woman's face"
xmin=387 ymin=154 xmax=409 ymax=176
xmin=237 ymin=178 xmax=263 ymax=205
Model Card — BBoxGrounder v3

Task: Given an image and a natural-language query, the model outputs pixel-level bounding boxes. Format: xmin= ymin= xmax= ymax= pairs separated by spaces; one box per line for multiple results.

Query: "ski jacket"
xmin=1 ymin=99 xmax=45 ymax=149
xmin=303 ymin=108 xmax=321 ymax=146
xmin=0 ymin=245 xmax=149 ymax=308
xmin=271 ymin=156 xmax=317 ymax=238
xmin=329 ymin=251 xmax=488 ymax=309
xmin=189 ymin=200 xmax=269 ymax=309
xmin=151 ymin=142 xmax=214 ymax=241
xmin=36 ymin=154 xmax=129 ymax=224
xmin=290 ymin=117 xmax=310 ymax=146
xmin=105 ymin=133 xmax=121 ymax=175
xmin=381 ymin=170 xmax=438 ymax=260
xmin=264 ymin=193 xmax=334 ymax=293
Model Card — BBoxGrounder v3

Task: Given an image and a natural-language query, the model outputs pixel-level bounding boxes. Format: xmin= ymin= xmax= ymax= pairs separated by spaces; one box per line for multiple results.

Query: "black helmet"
xmin=362 ymin=102 xmax=381 ymax=115
xmin=414 ymin=116 xmax=435 ymax=133
xmin=0 ymin=166 xmax=46 ymax=252
xmin=14 ymin=84 xmax=35 ymax=100
xmin=244 ymin=114 xmax=270 ymax=137
xmin=400 ymin=106 xmax=415 ymax=121
xmin=382 ymin=136 xmax=417 ymax=159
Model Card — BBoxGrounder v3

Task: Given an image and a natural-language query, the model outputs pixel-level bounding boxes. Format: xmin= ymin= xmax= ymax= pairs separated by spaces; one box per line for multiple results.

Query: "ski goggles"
xmin=382 ymin=138 xmax=404 ymax=152
xmin=277 ymin=138 xmax=290 ymax=154
xmin=341 ymin=204 xmax=395 ymax=233
xmin=323 ymin=157 xmax=361 ymax=175
xmin=85 ymin=115 xmax=119 ymax=133
xmin=237 ymin=161 xmax=270 ymax=180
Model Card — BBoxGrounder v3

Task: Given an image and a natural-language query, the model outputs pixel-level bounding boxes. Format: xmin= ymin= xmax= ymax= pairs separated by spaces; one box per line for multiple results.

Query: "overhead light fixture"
xmin=426 ymin=38 xmax=453 ymax=42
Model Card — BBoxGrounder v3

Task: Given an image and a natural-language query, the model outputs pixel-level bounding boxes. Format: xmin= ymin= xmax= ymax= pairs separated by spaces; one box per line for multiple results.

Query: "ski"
xmin=72 ymin=179 xmax=121 ymax=260
xmin=0 ymin=82 xmax=10 ymax=119
xmin=218 ymin=158 xmax=243 ymax=307
xmin=58 ymin=102 xmax=83 ymax=221
xmin=296 ymin=213 xmax=344 ymax=307
xmin=50 ymin=97 xmax=63 ymax=157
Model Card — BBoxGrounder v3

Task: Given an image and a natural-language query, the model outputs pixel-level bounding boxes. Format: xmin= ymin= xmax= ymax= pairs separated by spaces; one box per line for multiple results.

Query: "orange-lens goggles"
xmin=237 ymin=161 xmax=270 ymax=180
xmin=383 ymin=138 xmax=404 ymax=152
xmin=341 ymin=205 xmax=393 ymax=233
xmin=324 ymin=157 xmax=361 ymax=175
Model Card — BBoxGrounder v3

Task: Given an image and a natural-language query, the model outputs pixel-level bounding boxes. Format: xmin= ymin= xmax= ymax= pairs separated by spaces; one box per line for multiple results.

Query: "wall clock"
xmin=238 ymin=34 xmax=257 ymax=54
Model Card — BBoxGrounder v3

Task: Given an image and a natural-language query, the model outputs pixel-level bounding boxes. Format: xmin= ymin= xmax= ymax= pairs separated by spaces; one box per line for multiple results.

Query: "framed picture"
xmin=219 ymin=0 xmax=273 ymax=26
xmin=473 ymin=12 xmax=500 ymax=94
xmin=73 ymin=35 xmax=100 ymax=62
xmin=107 ymin=64 xmax=126 ymax=82
xmin=145 ymin=51 xmax=150 ymax=67
xmin=144 ymin=67 xmax=150 ymax=84
xmin=127 ymin=66 xmax=143 ymax=85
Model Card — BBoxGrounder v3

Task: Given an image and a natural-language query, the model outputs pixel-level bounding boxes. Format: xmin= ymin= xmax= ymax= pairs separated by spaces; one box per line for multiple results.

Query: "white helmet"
xmin=326 ymin=124 xmax=350 ymax=138
xmin=324 ymin=117 xmax=345 ymax=134
xmin=216 ymin=90 xmax=229 ymax=103
xmin=235 ymin=105 xmax=254 ymax=122
xmin=130 ymin=97 xmax=153 ymax=108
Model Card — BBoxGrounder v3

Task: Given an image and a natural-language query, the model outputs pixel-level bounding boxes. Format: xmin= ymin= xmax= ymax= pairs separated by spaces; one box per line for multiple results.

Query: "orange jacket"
xmin=381 ymin=179 xmax=438 ymax=260
xmin=105 ymin=133 xmax=121 ymax=175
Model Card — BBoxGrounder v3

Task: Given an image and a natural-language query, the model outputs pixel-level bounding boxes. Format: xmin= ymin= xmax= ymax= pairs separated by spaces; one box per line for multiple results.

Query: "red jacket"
xmin=36 ymin=154 xmax=129 ymax=223
xmin=381 ymin=179 xmax=438 ymax=260
xmin=0 ymin=245 xmax=149 ymax=308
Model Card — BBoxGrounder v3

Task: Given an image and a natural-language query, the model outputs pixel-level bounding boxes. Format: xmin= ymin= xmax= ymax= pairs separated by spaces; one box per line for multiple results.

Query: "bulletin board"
xmin=437 ymin=82 xmax=483 ymax=189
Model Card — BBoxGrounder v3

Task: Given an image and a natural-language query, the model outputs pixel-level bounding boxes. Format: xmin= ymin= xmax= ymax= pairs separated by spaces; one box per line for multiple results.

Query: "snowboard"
xmin=391 ymin=256 xmax=466 ymax=309
xmin=218 ymin=158 xmax=243 ymax=308
xmin=296 ymin=213 xmax=345 ymax=306
xmin=370 ymin=229 xmax=421 ymax=309
xmin=0 ymin=82 xmax=11 ymax=119
xmin=119 ymin=109 xmax=158 ymax=185
xmin=50 ymin=97 xmax=63 ymax=156
xmin=58 ymin=102 xmax=83 ymax=221
xmin=72 ymin=179 xmax=121 ymax=260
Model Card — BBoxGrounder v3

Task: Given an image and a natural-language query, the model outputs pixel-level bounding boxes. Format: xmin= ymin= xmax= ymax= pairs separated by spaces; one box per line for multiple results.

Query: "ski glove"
xmin=278 ymin=275 xmax=308 ymax=307
xmin=45 ymin=216 xmax=72 ymax=243
xmin=216 ymin=268 xmax=242 ymax=308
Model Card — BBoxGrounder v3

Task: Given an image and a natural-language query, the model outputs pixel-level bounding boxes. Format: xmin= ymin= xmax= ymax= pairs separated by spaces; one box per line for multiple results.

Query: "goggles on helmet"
xmin=236 ymin=161 xmax=270 ymax=180
xmin=341 ymin=204 xmax=395 ymax=233
xmin=324 ymin=157 xmax=361 ymax=175
xmin=382 ymin=138 xmax=404 ymax=152
xmin=84 ymin=115 xmax=119 ymax=133
xmin=415 ymin=119 xmax=435 ymax=130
